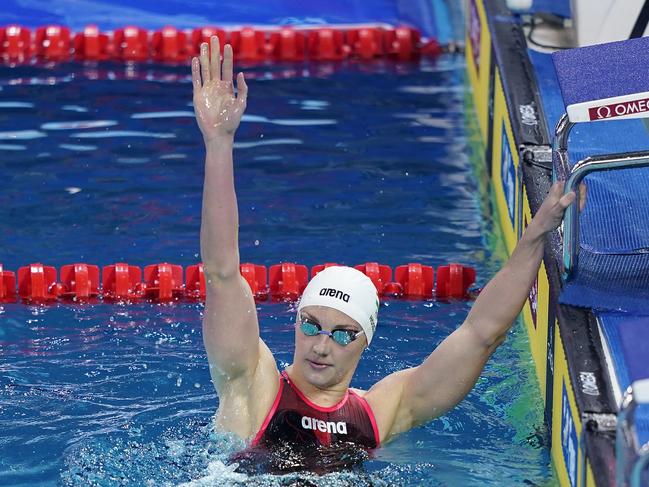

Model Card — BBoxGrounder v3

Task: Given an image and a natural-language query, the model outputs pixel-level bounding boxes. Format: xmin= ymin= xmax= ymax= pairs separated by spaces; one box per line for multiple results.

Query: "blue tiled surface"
xmin=552 ymin=36 xmax=649 ymax=107
xmin=530 ymin=50 xmax=649 ymax=313
xmin=597 ymin=313 xmax=649 ymax=447
xmin=598 ymin=313 xmax=649 ymax=389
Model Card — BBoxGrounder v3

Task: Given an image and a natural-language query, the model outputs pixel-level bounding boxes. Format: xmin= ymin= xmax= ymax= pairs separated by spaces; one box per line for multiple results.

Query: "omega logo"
xmin=596 ymin=106 xmax=612 ymax=119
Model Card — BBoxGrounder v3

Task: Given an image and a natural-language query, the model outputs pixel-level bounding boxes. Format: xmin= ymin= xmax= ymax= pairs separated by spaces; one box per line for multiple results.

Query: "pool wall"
xmin=465 ymin=0 xmax=617 ymax=486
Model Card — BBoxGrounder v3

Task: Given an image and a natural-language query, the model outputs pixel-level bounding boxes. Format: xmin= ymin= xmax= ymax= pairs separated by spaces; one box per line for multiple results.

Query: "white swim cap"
xmin=297 ymin=266 xmax=380 ymax=345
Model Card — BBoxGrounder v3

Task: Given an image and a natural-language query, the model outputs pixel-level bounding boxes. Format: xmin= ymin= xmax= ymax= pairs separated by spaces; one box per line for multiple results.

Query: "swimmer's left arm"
xmin=368 ymin=182 xmax=582 ymax=441
xmin=460 ymin=181 xmax=583 ymax=355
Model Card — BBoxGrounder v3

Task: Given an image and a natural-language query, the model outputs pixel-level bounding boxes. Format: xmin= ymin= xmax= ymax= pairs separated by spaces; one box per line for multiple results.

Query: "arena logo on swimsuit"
xmin=301 ymin=416 xmax=348 ymax=435
xmin=319 ymin=288 xmax=350 ymax=302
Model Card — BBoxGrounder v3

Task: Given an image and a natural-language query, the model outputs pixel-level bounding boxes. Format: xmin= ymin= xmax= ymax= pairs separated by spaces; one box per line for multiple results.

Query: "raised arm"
xmin=459 ymin=181 xmax=578 ymax=350
xmin=193 ymin=38 xmax=272 ymax=392
xmin=368 ymin=182 xmax=580 ymax=442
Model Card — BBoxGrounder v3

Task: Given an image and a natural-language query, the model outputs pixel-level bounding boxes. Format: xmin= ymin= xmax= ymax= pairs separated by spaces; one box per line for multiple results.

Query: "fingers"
xmin=195 ymin=41 xmax=239 ymax=95
xmin=199 ymin=42 xmax=210 ymax=84
xmin=550 ymin=180 xmax=586 ymax=211
xmin=223 ymin=44 xmax=233 ymax=83
xmin=551 ymin=181 xmax=575 ymax=209
xmin=558 ymin=191 xmax=577 ymax=209
xmin=191 ymin=57 xmax=201 ymax=90
xmin=549 ymin=181 xmax=565 ymax=198
xmin=209 ymin=36 xmax=221 ymax=82
xmin=236 ymin=72 xmax=248 ymax=105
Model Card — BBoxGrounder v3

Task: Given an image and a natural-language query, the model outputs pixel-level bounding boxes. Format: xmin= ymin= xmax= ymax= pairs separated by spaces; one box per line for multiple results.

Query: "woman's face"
xmin=293 ymin=305 xmax=367 ymax=390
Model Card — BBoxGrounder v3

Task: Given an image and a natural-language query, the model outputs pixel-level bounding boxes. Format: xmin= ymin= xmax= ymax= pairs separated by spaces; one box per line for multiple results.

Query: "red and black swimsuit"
xmin=232 ymin=371 xmax=380 ymax=474
xmin=253 ymin=370 xmax=380 ymax=449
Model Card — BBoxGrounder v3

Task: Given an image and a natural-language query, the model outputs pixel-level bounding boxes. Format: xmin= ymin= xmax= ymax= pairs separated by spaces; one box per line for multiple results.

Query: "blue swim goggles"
xmin=299 ymin=316 xmax=364 ymax=346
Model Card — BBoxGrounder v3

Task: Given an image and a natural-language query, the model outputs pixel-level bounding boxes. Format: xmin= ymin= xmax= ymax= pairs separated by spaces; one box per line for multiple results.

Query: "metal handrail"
xmin=553 ymin=112 xmax=649 ymax=279
xmin=561 ymin=151 xmax=649 ymax=279
xmin=631 ymin=443 xmax=649 ymax=487
xmin=553 ymin=113 xmax=574 ymax=183
xmin=616 ymin=379 xmax=649 ymax=487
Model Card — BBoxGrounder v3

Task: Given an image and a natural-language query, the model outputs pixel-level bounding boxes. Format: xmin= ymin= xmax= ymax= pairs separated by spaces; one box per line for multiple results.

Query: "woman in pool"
xmin=192 ymin=37 xmax=579 ymax=470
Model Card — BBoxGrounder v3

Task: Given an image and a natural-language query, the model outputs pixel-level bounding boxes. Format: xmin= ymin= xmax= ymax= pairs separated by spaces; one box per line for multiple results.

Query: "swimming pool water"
xmin=0 ymin=56 xmax=556 ymax=485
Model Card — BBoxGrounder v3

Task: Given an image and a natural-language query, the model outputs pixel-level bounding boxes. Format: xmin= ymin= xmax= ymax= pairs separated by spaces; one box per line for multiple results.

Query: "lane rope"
xmin=0 ymin=24 xmax=442 ymax=65
xmin=0 ymin=261 xmax=476 ymax=303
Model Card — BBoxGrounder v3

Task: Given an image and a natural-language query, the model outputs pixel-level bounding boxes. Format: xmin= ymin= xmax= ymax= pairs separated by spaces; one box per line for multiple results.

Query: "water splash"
xmin=60 ymin=421 xmax=398 ymax=487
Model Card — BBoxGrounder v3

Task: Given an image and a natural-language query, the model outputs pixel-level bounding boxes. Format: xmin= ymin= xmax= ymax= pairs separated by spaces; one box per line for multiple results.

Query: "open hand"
xmin=192 ymin=37 xmax=248 ymax=142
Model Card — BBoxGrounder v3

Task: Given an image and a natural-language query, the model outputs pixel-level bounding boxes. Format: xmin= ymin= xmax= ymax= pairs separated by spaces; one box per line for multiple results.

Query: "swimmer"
xmin=192 ymin=37 xmax=584 ymax=467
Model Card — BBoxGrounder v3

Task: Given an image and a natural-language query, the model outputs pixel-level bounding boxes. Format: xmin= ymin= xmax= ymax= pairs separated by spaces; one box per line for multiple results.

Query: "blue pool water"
xmin=0 ymin=57 xmax=555 ymax=485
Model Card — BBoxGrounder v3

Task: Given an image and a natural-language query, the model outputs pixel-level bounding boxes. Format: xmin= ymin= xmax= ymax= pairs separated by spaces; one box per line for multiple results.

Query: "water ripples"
xmin=42 ymin=120 xmax=118 ymax=130
xmin=0 ymin=57 xmax=554 ymax=485
xmin=0 ymin=130 xmax=47 ymax=140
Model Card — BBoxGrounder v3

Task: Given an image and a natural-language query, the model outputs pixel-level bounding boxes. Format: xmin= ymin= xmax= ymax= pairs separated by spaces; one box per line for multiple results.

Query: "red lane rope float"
xmin=436 ymin=263 xmax=476 ymax=300
xmin=102 ymin=263 xmax=143 ymax=301
xmin=0 ymin=25 xmax=32 ymax=63
xmin=0 ymin=261 xmax=475 ymax=304
xmin=0 ymin=264 xmax=17 ymax=302
xmin=35 ymin=25 xmax=71 ymax=61
xmin=269 ymin=27 xmax=306 ymax=61
xmin=395 ymin=263 xmax=434 ymax=298
xmin=0 ymin=24 xmax=441 ymax=65
xmin=74 ymin=25 xmax=111 ymax=61
xmin=17 ymin=263 xmax=59 ymax=302
xmin=269 ymin=263 xmax=309 ymax=301
xmin=114 ymin=26 xmax=150 ymax=62
xmin=59 ymin=263 xmax=100 ymax=301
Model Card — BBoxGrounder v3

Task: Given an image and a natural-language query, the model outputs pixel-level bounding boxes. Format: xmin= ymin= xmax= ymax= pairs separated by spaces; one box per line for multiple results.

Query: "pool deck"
xmin=467 ymin=1 xmax=649 ymax=486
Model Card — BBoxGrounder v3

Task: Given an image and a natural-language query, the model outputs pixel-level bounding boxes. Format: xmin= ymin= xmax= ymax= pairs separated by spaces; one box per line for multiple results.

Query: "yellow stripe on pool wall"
xmin=465 ymin=0 xmax=491 ymax=142
xmin=490 ymin=69 xmax=519 ymax=254
xmin=551 ymin=319 xmax=596 ymax=487
xmin=464 ymin=2 xmax=603 ymax=484
xmin=585 ymin=460 xmax=595 ymax=487
xmin=520 ymin=185 xmax=551 ymax=401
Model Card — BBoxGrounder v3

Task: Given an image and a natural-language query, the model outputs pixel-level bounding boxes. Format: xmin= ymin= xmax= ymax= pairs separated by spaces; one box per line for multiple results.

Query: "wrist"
xmin=205 ymin=135 xmax=234 ymax=151
xmin=520 ymin=221 xmax=546 ymax=247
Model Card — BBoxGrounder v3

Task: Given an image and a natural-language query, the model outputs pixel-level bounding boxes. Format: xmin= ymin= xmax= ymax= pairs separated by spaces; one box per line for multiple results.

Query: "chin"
xmin=303 ymin=363 xmax=337 ymax=387
xmin=306 ymin=375 xmax=337 ymax=390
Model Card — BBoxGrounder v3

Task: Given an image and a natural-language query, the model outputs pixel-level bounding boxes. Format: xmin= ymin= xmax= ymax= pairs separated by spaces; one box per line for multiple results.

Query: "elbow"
xmin=205 ymin=271 xmax=240 ymax=286
xmin=199 ymin=244 xmax=240 ymax=282
xmin=485 ymin=332 xmax=507 ymax=353
xmin=202 ymin=263 xmax=241 ymax=283
xmin=480 ymin=322 xmax=512 ymax=354
xmin=465 ymin=318 xmax=509 ymax=353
